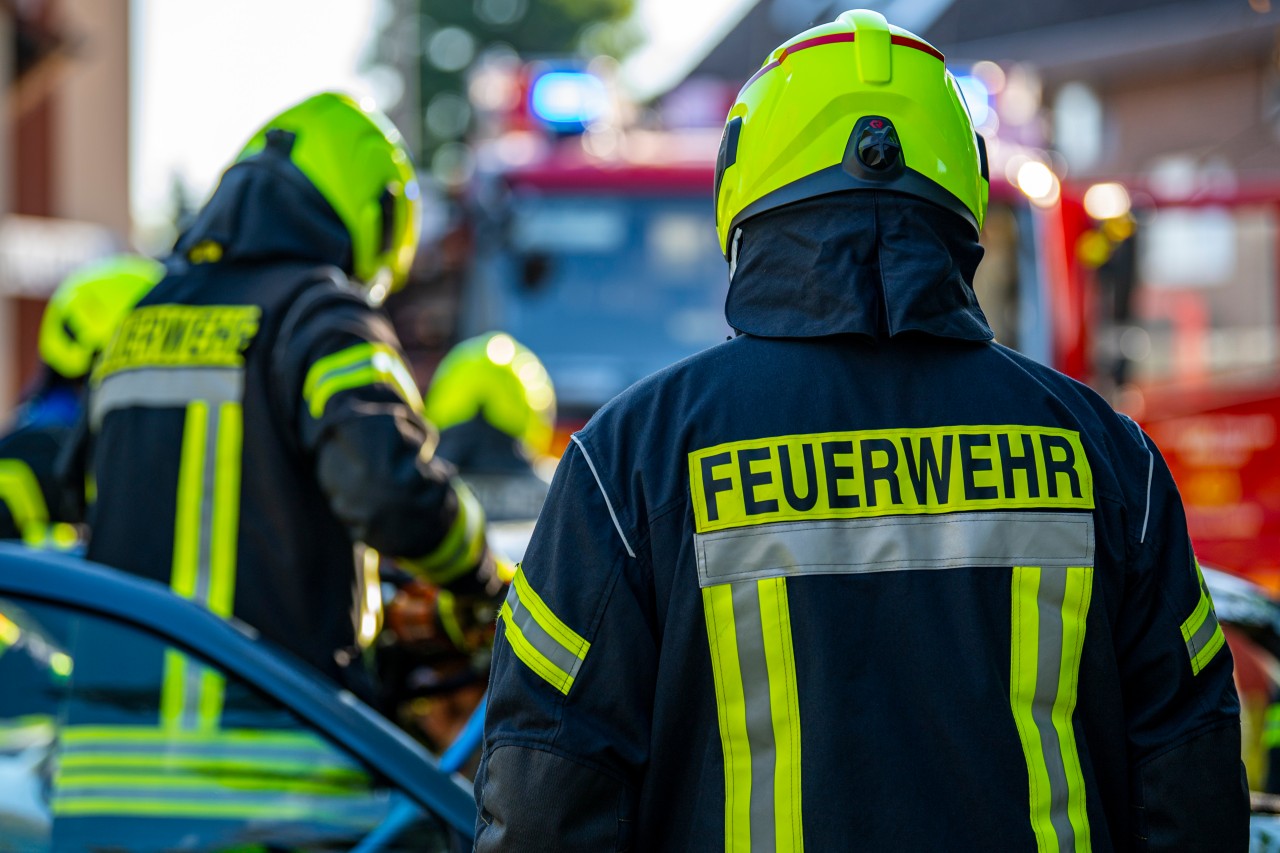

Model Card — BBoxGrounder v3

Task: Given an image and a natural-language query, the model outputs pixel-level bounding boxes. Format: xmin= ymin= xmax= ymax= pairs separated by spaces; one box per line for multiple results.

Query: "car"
xmin=0 ymin=542 xmax=476 ymax=851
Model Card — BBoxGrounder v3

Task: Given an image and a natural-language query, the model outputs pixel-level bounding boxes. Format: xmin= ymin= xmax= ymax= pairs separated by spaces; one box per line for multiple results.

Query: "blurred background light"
xmin=1083 ymin=182 xmax=1132 ymax=221
xmin=1016 ymin=160 xmax=1061 ymax=207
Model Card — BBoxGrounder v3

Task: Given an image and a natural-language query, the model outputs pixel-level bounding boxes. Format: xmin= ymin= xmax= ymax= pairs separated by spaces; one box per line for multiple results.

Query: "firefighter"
xmin=52 ymin=92 xmax=496 ymax=842
xmin=381 ymin=332 xmax=555 ymax=765
xmin=425 ymin=331 xmax=556 ymax=524
xmin=475 ymin=10 xmax=1248 ymax=850
xmin=0 ymin=255 xmax=162 ymax=546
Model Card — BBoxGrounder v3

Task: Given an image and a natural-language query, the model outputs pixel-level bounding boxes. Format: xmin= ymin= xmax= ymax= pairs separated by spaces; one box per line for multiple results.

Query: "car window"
xmin=0 ymin=595 xmax=453 ymax=852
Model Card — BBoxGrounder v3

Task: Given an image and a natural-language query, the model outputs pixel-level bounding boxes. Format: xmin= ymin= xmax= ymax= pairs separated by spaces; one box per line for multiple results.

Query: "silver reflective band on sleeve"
xmin=499 ymin=569 xmax=590 ymax=695
xmin=505 ymin=584 xmax=585 ymax=683
xmin=695 ymin=511 xmax=1095 ymax=587
xmin=91 ymin=368 xmax=244 ymax=428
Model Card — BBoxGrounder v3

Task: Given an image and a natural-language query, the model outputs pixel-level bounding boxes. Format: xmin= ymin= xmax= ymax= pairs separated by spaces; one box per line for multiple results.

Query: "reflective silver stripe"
xmin=732 ymin=581 xmax=776 ymax=853
xmin=696 ymin=511 xmax=1095 ymax=588
xmin=1031 ymin=568 xmax=1076 ymax=850
xmin=505 ymin=582 xmax=586 ymax=683
xmin=91 ymin=368 xmax=243 ymax=428
xmin=1186 ymin=607 xmax=1221 ymax=662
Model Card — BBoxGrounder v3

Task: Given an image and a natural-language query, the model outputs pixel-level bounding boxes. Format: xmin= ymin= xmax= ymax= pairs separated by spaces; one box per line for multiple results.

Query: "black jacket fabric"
xmin=475 ymin=194 xmax=1248 ymax=851
xmin=77 ymin=146 xmax=484 ymax=682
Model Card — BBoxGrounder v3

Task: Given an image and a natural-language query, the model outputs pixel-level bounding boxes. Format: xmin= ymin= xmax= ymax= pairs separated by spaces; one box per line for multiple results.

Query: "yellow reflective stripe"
xmin=57 ymin=753 xmax=365 ymax=780
xmin=0 ymin=458 xmax=50 ymax=544
xmin=499 ymin=601 xmax=573 ymax=694
xmin=406 ymin=478 xmax=486 ymax=582
xmin=53 ymin=797 xmax=377 ymax=822
xmin=498 ymin=569 xmax=591 ymax=695
xmin=303 ymin=343 xmax=379 ymax=399
xmin=163 ymin=402 xmax=208 ymax=729
xmin=304 ymin=342 xmax=423 ymax=419
xmin=1011 ymin=567 xmax=1055 ymax=853
xmin=54 ymin=773 xmax=364 ymax=795
xmin=437 ymin=589 xmax=468 ymax=650
xmin=1056 ymin=568 xmax=1093 ymax=851
xmin=61 ymin=726 xmax=342 ymax=748
xmin=170 ymin=402 xmax=208 ymax=598
xmin=702 ymin=584 xmax=752 ymax=852
xmin=758 ymin=578 xmax=803 ymax=852
xmin=208 ymin=402 xmax=242 ymax=618
xmin=1181 ymin=559 xmax=1225 ymax=676
xmin=1010 ymin=566 xmax=1093 ymax=853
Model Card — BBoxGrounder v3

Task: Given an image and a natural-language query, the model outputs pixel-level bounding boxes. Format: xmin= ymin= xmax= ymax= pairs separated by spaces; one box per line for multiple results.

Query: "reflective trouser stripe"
xmin=1181 ymin=558 xmax=1225 ymax=676
xmin=703 ymin=578 xmax=803 ymax=852
xmin=0 ymin=458 xmax=50 ymax=545
xmin=303 ymin=342 xmax=423 ymax=419
xmin=1010 ymin=566 xmax=1094 ymax=853
xmin=162 ymin=400 xmax=244 ymax=732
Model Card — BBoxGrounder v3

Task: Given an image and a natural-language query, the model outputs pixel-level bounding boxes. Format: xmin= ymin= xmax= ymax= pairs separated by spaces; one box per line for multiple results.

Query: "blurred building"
xmin=0 ymin=0 xmax=129 ymax=413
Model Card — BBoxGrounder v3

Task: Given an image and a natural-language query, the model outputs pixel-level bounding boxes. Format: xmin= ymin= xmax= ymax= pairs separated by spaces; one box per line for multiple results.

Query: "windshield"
xmin=467 ymin=192 xmax=731 ymax=410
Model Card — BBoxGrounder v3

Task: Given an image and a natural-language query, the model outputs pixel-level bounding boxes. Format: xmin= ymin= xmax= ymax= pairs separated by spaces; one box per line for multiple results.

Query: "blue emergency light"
xmin=529 ymin=70 xmax=608 ymax=134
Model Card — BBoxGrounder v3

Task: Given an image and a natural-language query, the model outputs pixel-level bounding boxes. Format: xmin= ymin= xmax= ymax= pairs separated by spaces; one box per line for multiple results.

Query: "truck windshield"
xmin=470 ymin=192 xmax=731 ymax=410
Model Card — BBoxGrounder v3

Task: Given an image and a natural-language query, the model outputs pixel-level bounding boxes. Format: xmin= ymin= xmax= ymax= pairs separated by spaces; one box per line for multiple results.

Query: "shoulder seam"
xmin=569 ymin=434 xmax=636 ymax=559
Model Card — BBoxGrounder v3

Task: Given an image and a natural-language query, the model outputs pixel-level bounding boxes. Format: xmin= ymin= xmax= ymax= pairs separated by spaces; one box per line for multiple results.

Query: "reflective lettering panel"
xmin=96 ymin=305 xmax=261 ymax=379
xmin=688 ymin=426 xmax=1094 ymax=533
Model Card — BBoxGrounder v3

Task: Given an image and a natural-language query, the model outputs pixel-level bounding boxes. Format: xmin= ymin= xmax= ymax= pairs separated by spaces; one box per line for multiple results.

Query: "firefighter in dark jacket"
xmin=475 ymin=10 xmax=1248 ymax=852
xmin=51 ymin=94 xmax=496 ymax=838
xmin=0 ymin=255 xmax=161 ymax=546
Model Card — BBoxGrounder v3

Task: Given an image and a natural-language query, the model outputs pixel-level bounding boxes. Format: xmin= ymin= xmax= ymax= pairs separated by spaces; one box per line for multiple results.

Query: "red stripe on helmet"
xmin=738 ymin=31 xmax=945 ymax=97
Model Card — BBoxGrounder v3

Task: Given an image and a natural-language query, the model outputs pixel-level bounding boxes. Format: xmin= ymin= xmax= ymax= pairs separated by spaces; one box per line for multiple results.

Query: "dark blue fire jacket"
xmin=476 ymin=194 xmax=1249 ymax=851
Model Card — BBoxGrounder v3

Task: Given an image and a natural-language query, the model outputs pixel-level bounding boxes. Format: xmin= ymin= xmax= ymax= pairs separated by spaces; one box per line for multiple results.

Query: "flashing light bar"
xmin=529 ymin=70 xmax=609 ymax=133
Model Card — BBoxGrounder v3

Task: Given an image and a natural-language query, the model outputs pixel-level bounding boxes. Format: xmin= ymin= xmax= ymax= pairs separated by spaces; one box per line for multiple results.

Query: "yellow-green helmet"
xmin=424 ymin=333 xmax=557 ymax=458
xmin=714 ymin=8 xmax=989 ymax=256
xmin=237 ymin=92 xmax=421 ymax=296
xmin=39 ymin=255 xmax=164 ymax=380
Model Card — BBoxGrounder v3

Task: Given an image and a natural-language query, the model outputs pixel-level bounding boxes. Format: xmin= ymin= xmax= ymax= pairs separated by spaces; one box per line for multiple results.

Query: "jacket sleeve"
xmin=475 ymin=437 xmax=654 ymax=852
xmin=1115 ymin=426 xmax=1249 ymax=851
xmin=274 ymin=284 xmax=489 ymax=588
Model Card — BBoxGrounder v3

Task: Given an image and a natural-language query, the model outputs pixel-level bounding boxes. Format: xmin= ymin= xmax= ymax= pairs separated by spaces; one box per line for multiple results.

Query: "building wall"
xmin=55 ymin=0 xmax=130 ymax=236
xmin=1098 ymin=62 xmax=1280 ymax=178
xmin=1 ymin=0 xmax=131 ymax=415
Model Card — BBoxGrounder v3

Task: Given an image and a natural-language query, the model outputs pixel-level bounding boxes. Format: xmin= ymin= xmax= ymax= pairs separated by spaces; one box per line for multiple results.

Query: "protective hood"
xmin=173 ymin=143 xmax=354 ymax=273
xmin=725 ymin=191 xmax=993 ymax=341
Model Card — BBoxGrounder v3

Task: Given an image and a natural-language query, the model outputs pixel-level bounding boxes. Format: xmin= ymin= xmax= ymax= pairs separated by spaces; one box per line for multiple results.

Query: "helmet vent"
xmin=842 ymin=115 xmax=904 ymax=180
xmin=856 ymin=117 xmax=901 ymax=171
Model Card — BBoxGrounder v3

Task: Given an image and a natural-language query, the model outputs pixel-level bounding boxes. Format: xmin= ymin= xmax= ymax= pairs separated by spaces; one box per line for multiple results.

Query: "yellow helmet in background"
xmin=39 ymin=255 xmax=165 ymax=380
xmin=237 ymin=92 xmax=421 ymax=298
xmin=714 ymin=8 xmax=989 ymax=256
xmin=425 ymin=333 xmax=557 ymax=458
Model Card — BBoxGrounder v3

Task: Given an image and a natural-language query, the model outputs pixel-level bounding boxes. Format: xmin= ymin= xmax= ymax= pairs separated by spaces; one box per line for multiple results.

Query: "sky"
xmin=129 ymin=0 xmax=749 ymax=241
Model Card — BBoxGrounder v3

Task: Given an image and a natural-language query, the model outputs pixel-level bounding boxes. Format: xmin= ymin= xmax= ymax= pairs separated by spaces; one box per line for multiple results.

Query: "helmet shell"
xmin=237 ymin=92 xmax=421 ymax=295
xmin=714 ymin=8 xmax=989 ymax=256
xmin=424 ymin=333 xmax=557 ymax=458
xmin=39 ymin=255 xmax=165 ymax=379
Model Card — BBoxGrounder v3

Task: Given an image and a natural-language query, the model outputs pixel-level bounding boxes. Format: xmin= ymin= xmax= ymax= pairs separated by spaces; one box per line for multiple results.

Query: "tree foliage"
xmin=379 ymin=0 xmax=637 ymax=165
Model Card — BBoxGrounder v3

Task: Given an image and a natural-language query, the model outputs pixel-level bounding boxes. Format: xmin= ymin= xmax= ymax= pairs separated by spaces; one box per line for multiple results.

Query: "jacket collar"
xmin=725 ymin=191 xmax=993 ymax=342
